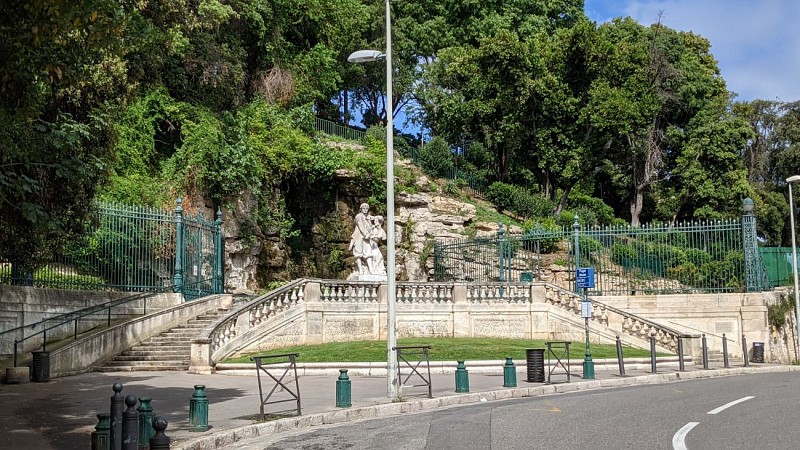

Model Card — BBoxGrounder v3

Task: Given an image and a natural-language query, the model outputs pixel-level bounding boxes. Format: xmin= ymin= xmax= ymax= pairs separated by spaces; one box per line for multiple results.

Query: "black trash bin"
xmin=752 ymin=342 xmax=764 ymax=363
xmin=31 ymin=351 xmax=50 ymax=382
xmin=526 ymin=348 xmax=545 ymax=382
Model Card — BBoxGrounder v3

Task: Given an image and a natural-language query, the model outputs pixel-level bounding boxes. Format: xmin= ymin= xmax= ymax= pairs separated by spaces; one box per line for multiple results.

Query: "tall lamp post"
xmin=787 ymin=175 xmax=800 ymax=358
xmin=347 ymin=0 xmax=398 ymax=401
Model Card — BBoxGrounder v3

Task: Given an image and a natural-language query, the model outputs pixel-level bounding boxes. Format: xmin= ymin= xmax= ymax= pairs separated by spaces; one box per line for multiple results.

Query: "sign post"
xmin=576 ymin=268 xmax=595 ymax=379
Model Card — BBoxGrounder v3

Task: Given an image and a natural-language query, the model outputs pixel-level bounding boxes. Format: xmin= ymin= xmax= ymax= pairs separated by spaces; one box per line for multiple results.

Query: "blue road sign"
xmin=576 ymin=268 xmax=595 ymax=289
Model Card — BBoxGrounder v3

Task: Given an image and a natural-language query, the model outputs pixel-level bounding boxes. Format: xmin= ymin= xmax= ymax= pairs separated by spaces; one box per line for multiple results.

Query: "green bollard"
xmin=189 ymin=385 xmax=209 ymax=432
xmin=137 ymin=397 xmax=155 ymax=449
xmin=455 ymin=361 xmax=469 ymax=393
xmin=503 ymin=357 xmax=517 ymax=388
xmin=336 ymin=369 xmax=352 ymax=408
xmin=91 ymin=413 xmax=111 ymax=450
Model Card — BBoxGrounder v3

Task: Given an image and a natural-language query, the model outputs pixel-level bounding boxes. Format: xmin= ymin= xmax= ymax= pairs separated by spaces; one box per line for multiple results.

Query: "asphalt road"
xmin=233 ymin=372 xmax=800 ymax=450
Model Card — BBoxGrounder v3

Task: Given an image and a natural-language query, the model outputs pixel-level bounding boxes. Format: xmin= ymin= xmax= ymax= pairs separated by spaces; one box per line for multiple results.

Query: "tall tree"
xmin=0 ymin=0 xmax=144 ymax=269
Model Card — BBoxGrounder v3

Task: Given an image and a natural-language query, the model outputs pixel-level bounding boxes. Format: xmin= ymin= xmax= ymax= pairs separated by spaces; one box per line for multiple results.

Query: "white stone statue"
xmin=348 ymin=203 xmax=387 ymax=280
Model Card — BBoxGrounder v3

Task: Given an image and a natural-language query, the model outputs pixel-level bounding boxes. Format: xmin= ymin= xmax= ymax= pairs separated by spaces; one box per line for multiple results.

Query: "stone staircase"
xmin=94 ymin=308 xmax=226 ymax=372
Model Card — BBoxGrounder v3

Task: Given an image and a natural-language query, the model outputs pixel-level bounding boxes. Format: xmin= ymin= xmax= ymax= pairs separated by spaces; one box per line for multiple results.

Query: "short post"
xmin=122 ymin=395 xmax=139 ymax=450
xmin=615 ymin=336 xmax=625 ymax=376
xmin=91 ymin=413 xmax=111 ymax=450
xmin=742 ymin=334 xmax=749 ymax=367
xmin=110 ymin=382 xmax=124 ymax=450
xmin=189 ymin=385 xmax=209 ymax=432
xmin=455 ymin=361 xmax=469 ymax=393
xmin=503 ymin=357 xmax=517 ymax=387
xmin=149 ymin=417 xmax=170 ymax=450
xmin=702 ymin=334 xmax=709 ymax=369
xmin=336 ymin=369 xmax=352 ymax=408
xmin=137 ymin=397 xmax=155 ymax=450
xmin=649 ymin=333 xmax=657 ymax=374
xmin=722 ymin=333 xmax=730 ymax=368
xmin=677 ymin=336 xmax=685 ymax=372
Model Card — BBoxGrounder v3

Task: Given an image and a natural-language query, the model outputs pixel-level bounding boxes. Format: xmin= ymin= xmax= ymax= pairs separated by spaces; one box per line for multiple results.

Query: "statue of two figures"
xmin=348 ymin=203 xmax=387 ymax=280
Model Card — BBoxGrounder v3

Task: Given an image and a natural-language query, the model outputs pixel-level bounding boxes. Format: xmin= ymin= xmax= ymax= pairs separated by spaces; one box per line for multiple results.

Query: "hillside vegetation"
xmin=2 ymin=0 xmax=797 ymax=283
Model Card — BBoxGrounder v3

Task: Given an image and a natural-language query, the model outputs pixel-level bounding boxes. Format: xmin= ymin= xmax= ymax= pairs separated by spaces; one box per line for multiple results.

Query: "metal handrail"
xmin=0 ymin=290 xmax=164 ymax=340
xmin=10 ymin=286 xmax=173 ymax=366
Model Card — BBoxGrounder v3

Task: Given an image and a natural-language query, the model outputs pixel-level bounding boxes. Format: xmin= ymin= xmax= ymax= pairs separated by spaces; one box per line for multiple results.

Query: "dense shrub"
xmin=568 ymin=194 xmax=616 ymax=225
xmin=487 ymin=182 xmax=554 ymax=219
xmin=418 ymin=136 xmax=455 ymax=179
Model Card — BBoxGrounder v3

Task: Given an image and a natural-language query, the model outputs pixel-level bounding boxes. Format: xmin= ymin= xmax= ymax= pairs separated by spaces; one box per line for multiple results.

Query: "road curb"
xmin=172 ymin=365 xmax=800 ymax=450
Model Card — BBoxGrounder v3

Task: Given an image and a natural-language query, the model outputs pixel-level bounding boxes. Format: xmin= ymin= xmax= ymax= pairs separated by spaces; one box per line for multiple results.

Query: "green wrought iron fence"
xmin=759 ymin=247 xmax=796 ymax=287
xmin=434 ymin=208 xmax=771 ymax=295
xmin=0 ymin=199 xmax=223 ymax=298
xmin=314 ymin=117 xmax=366 ymax=141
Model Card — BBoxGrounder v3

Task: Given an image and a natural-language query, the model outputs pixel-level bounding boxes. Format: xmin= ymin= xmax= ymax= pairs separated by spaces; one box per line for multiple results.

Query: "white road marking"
xmin=707 ymin=396 xmax=755 ymax=415
xmin=672 ymin=422 xmax=699 ymax=450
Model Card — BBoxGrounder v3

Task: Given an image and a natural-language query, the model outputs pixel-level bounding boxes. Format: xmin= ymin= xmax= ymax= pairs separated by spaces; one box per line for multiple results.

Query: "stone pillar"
xmin=303 ymin=282 xmax=321 ymax=303
xmin=452 ymin=284 xmax=470 ymax=337
xmin=188 ymin=338 xmax=213 ymax=374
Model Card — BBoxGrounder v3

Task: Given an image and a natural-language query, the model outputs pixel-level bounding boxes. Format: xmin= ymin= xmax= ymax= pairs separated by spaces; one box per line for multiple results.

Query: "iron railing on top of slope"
xmin=434 ymin=203 xmax=771 ymax=296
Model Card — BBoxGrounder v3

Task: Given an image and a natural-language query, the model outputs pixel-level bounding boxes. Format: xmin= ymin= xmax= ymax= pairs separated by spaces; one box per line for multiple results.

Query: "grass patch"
xmin=224 ymin=337 xmax=664 ymax=363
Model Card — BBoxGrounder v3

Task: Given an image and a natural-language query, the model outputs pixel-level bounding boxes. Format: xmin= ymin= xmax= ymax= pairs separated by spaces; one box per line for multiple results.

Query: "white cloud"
xmin=585 ymin=0 xmax=800 ymax=101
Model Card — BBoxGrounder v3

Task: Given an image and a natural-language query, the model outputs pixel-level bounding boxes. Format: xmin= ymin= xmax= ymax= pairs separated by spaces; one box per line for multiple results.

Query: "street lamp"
xmin=347 ymin=0 xmax=398 ymax=401
xmin=787 ymin=175 xmax=800 ymax=359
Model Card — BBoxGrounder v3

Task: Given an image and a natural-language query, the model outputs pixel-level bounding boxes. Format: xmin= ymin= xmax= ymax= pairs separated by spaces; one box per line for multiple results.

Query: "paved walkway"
xmin=1 ymin=360 xmax=792 ymax=450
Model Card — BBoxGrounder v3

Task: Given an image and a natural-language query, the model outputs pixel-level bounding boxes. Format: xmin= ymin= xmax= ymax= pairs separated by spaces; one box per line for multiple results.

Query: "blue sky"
xmin=584 ymin=0 xmax=800 ymax=102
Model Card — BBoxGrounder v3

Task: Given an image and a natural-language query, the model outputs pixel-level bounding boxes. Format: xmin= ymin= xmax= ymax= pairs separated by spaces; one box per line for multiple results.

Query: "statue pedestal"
xmin=347 ymin=273 xmax=388 ymax=282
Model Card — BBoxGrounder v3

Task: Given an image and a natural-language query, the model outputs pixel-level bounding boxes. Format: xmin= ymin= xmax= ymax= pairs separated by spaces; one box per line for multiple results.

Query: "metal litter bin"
xmin=526 ymin=348 xmax=545 ymax=382
xmin=31 ymin=351 xmax=50 ymax=382
xmin=752 ymin=342 xmax=764 ymax=363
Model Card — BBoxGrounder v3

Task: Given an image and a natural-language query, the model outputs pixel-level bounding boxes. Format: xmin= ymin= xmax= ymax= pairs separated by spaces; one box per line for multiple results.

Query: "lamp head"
xmin=787 ymin=175 xmax=800 ymax=183
xmin=347 ymin=50 xmax=385 ymax=63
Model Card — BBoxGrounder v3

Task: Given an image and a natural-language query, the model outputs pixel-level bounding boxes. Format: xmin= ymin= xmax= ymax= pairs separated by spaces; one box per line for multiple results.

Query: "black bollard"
xmin=702 ymin=334 xmax=709 ymax=369
xmin=742 ymin=334 xmax=749 ymax=367
xmin=615 ymin=336 xmax=625 ymax=376
xmin=649 ymin=333 xmax=657 ymax=374
xmin=122 ymin=395 xmax=139 ymax=450
xmin=677 ymin=336 xmax=685 ymax=372
xmin=722 ymin=333 xmax=730 ymax=368
xmin=110 ymin=382 xmax=124 ymax=450
xmin=149 ymin=416 xmax=170 ymax=450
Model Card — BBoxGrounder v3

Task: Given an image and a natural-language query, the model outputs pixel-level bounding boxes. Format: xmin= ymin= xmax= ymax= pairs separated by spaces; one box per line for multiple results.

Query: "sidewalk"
xmin=0 ymin=359 xmax=792 ymax=450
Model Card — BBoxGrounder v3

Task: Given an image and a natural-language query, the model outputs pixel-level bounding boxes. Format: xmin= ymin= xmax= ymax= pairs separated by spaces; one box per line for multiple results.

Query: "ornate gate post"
xmin=173 ymin=197 xmax=184 ymax=294
xmin=742 ymin=198 xmax=768 ymax=292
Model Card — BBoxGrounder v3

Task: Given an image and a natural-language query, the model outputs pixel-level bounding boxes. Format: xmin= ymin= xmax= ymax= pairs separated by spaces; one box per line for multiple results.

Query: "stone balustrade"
xmin=206 ymin=279 xmax=308 ymax=359
xmin=188 ymin=279 xmax=762 ymax=373
xmin=541 ymin=284 xmax=689 ymax=352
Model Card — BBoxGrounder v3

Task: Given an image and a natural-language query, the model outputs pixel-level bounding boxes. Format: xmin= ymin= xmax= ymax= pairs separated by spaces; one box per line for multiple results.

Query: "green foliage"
xmin=568 ymin=194 xmax=616 ymax=225
xmin=487 ymin=182 xmax=554 ymax=219
xmin=521 ymin=219 xmax=563 ymax=253
xmin=418 ymin=137 xmax=455 ymax=179
xmin=768 ymin=292 xmax=795 ymax=330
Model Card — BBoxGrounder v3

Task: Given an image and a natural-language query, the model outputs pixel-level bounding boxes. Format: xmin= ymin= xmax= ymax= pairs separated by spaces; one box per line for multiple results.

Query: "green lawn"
xmin=223 ymin=337 xmax=663 ymax=363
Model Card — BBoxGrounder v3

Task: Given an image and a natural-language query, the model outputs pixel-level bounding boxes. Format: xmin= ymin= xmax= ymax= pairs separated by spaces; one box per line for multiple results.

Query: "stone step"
xmin=129 ymin=345 xmax=190 ymax=352
xmin=159 ymin=328 xmax=200 ymax=337
xmin=102 ymin=360 xmax=190 ymax=367
xmin=144 ymin=337 xmax=194 ymax=344
xmin=114 ymin=354 xmax=188 ymax=361
xmin=94 ymin=308 xmax=229 ymax=373
xmin=95 ymin=364 xmax=189 ymax=372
